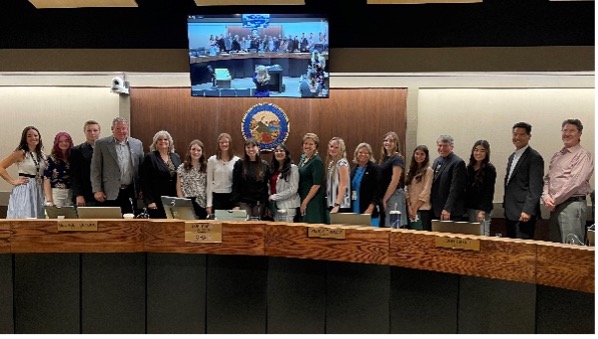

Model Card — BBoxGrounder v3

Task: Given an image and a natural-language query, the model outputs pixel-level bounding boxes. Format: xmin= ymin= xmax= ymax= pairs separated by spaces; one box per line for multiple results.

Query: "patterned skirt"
xmin=7 ymin=180 xmax=44 ymax=219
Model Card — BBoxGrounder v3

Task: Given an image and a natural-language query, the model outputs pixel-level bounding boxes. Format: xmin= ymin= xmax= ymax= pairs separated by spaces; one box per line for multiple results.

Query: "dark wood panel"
xmin=458 ymin=276 xmax=536 ymax=334
xmin=147 ymin=253 xmax=207 ymax=334
xmin=0 ymin=254 xmax=13 ymax=334
xmin=14 ymin=254 xmax=80 ymax=334
xmin=81 ymin=253 xmax=146 ymax=334
xmin=390 ymin=267 xmax=459 ymax=334
xmin=267 ymin=257 xmax=326 ymax=334
xmin=130 ymin=88 xmax=407 ymax=163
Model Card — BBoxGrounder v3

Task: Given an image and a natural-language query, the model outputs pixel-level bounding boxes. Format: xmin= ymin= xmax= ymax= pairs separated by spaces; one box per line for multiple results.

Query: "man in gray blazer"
xmin=504 ymin=122 xmax=544 ymax=239
xmin=90 ymin=117 xmax=144 ymax=214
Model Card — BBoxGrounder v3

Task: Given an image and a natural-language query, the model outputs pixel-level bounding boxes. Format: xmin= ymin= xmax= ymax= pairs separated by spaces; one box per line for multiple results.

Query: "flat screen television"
xmin=187 ymin=13 xmax=329 ymax=98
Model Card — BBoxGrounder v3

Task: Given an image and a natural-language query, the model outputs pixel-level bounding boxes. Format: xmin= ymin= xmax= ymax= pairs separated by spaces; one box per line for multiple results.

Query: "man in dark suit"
xmin=70 ymin=120 xmax=101 ymax=206
xmin=430 ymin=135 xmax=467 ymax=221
xmin=90 ymin=117 xmax=144 ymax=215
xmin=504 ymin=122 xmax=544 ymax=239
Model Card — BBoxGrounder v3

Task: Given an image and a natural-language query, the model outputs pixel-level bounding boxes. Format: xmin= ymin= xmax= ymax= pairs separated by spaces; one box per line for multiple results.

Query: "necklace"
xmin=29 ymin=151 xmax=42 ymax=184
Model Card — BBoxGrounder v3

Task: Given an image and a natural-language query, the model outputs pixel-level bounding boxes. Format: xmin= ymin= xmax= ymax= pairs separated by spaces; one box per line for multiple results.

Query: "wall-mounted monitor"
xmin=187 ymin=13 xmax=329 ymax=98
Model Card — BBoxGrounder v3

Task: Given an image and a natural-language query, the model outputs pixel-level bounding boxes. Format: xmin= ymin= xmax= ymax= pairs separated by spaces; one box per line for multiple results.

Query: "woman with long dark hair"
xmin=231 ymin=138 xmax=270 ymax=219
xmin=0 ymin=126 xmax=47 ymax=218
xmin=177 ymin=140 xmax=208 ymax=219
xmin=43 ymin=131 xmax=74 ymax=208
xmin=465 ymin=140 xmax=497 ymax=236
xmin=405 ymin=145 xmax=434 ymax=230
xmin=268 ymin=143 xmax=300 ymax=222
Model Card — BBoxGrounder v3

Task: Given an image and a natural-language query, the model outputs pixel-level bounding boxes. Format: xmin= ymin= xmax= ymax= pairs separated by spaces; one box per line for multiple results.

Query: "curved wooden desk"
xmin=0 ymin=219 xmax=594 ymax=334
xmin=3 ymin=219 xmax=593 ymax=293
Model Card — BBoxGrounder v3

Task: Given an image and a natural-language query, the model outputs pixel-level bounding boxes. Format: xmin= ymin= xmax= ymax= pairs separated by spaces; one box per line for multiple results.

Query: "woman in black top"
xmin=231 ymin=138 xmax=270 ymax=219
xmin=140 ymin=130 xmax=181 ymax=219
xmin=465 ymin=139 xmax=496 ymax=236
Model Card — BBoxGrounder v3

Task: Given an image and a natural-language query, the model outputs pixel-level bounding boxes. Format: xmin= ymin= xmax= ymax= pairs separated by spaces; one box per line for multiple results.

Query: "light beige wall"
xmin=0 ymin=86 xmax=121 ymax=204
xmin=416 ymin=87 xmax=595 ymax=204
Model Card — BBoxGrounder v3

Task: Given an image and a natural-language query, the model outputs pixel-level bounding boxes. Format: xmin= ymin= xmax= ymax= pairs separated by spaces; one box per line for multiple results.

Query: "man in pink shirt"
xmin=542 ymin=119 xmax=594 ymax=244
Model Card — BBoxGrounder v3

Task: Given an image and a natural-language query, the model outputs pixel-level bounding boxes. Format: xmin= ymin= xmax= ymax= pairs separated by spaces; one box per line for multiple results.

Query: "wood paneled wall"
xmin=130 ymin=88 xmax=407 ymax=164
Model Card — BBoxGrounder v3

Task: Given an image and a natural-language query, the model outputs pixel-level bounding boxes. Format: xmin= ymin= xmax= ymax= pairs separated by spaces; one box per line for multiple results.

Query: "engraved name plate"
xmin=435 ymin=236 xmax=480 ymax=251
xmin=307 ymin=227 xmax=346 ymax=239
xmin=185 ymin=222 xmax=222 ymax=243
xmin=57 ymin=220 xmax=98 ymax=232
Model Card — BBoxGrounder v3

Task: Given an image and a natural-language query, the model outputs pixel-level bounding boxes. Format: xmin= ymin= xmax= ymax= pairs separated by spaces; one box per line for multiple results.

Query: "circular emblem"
xmin=242 ymin=103 xmax=290 ymax=151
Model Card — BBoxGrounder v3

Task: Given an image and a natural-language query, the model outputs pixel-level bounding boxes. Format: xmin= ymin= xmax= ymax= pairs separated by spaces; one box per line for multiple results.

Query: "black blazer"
xmin=140 ymin=151 xmax=182 ymax=208
xmin=70 ymin=142 xmax=95 ymax=203
xmin=430 ymin=152 xmax=467 ymax=218
xmin=503 ymin=146 xmax=544 ymax=221
xmin=350 ymin=161 xmax=381 ymax=218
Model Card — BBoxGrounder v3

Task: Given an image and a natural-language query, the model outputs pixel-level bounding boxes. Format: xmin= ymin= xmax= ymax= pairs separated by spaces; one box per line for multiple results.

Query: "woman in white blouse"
xmin=206 ymin=133 xmax=240 ymax=216
xmin=268 ymin=143 xmax=300 ymax=222
xmin=325 ymin=137 xmax=351 ymax=214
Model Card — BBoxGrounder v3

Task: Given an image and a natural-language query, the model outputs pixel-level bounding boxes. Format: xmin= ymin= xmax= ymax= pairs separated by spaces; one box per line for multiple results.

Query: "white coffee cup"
xmin=123 ymin=213 xmax=135 ymax=219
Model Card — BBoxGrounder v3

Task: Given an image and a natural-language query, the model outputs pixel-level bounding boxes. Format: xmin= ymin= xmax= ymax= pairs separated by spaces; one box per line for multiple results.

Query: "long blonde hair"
xmin=325 ymin=137 xmax=347 ymax=179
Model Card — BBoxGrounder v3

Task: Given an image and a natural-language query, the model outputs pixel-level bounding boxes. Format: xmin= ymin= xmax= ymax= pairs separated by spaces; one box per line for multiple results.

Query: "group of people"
xmin=208 ymin=31 xmax=328 ymax=56
xmin=0 ymin=118 xmax=592 ymax=245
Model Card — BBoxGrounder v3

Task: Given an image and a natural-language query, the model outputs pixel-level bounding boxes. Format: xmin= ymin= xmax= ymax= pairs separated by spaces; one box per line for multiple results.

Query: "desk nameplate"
xmin=57 ymin=220 xmax=98 ymax=232
xmin=307 ymin=227 xmax=346 ymax=239
xmin=185 ymin=222 xmax=222 ymax=243
xmin=435 ymin=236 xmax=480 ymax=251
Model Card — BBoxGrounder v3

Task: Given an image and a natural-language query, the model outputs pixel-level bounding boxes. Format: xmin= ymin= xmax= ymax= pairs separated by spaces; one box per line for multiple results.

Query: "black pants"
xmin=101 ymin=185 xmax=136 ymax=215
xmin=189 ymin=197 xmax=208 ymax=219
xmin=211 ymin=192 xmax=234 ymax=211
xmin=505 ymin=217 xmax=537 ymax=239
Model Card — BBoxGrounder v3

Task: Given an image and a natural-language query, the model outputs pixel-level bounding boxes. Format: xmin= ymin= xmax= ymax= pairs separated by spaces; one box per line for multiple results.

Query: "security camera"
xmin=111 ymin=76 xmax=129 ymax=95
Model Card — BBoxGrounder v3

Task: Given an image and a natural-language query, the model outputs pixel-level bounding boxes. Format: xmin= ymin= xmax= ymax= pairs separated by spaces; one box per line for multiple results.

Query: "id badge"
xmin=351 ymin=190 xmax=357 ymax=201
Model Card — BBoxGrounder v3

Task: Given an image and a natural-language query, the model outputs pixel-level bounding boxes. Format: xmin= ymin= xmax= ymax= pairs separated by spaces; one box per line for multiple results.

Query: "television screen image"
xmin=187 ymin=14 xmax=329 ymax=98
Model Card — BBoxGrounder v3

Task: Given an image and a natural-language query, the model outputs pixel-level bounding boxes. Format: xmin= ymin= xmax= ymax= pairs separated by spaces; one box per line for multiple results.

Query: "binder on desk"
xmin=76 ymin=207 xmax=123 ymax=219
xmin=160 ymin=196 xmax=198 ymax=220
xmin=214 ymin=210 xmax=247 ymax=221
xmin=431 ymin=219 xmax=484 ymax=235
xmin=45 ymin=206 xmax=78 ymax=219
xmin=329 ymin=213 xmax=372 ymax=226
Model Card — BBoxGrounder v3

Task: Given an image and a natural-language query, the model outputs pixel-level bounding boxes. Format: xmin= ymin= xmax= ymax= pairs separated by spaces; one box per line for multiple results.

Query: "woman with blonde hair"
xmin=378 ymin=131 xmax=407 ymax=228
xmin=140 ymin=130 xmax=181 ymax=218
xmin=297 ymin=132 xmax=327 ymax=223
xmin=351 ymin=142 xmax=381 ymax=226
xmin=206 ymin=133 xmax=240 ymax=216
xmin=326 ymin=137 xmax=351 ymax=214
xmin=253 ymin=65 xmax=271 ymax=97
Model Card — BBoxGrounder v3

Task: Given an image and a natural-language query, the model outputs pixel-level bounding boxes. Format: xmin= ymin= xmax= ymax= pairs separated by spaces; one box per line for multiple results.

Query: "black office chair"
xmin=206 ymin=65 xmax=217 ymax=87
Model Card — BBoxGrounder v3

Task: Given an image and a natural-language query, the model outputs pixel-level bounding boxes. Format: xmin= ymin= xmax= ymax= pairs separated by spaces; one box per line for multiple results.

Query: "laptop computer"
xmin=160 ymin=196 xmax=198 ymax=220
xmin=76 ymin=206 xmax=123 ymax=219
xmin=431 ymin=220 xmax=484 ymax=235
xmin=45 ymin=206 xmax=78 ymax=219
xmin=214 ymin=209 xmax=248 ymax=221
xmin=329 ymin=213 xmax=372 ymax=226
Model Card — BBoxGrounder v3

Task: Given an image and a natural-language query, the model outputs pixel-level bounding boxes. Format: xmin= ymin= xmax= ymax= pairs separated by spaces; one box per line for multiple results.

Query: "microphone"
xmin=129 ymin=197 xmax=135 ymax=215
